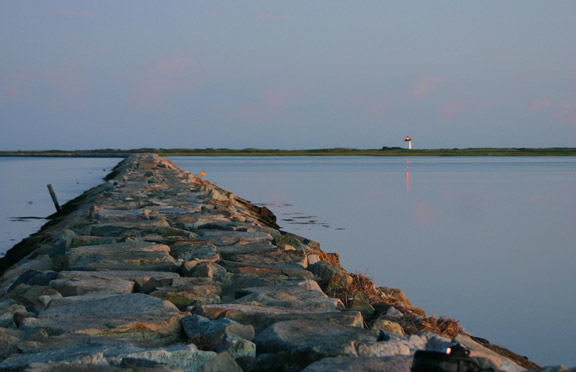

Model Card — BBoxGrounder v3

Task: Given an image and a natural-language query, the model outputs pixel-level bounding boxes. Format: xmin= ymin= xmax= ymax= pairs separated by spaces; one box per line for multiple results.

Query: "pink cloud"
xmin=440 ymin=101 xmax=495 ymax=119
xmin=556 ymin=101 xmax=576 ymax=125
xmin=1 ymin=59 xmax=86 ymax=110
xmin=412 ymin=76 xmax=441 ymax=99
xmin=229 ymin=87 xmax=291 ymax=123
xmin=257 ymin=13 xmax=288 ymax=21
xmin=529 ymin=98 xmax=552 ymax=111
xmin=351 ymin=95 xmax=395 ymax=119
xmin=58 ymin=9 xmax=95 ymax=19
xmin=130 ymin=55 xmax=196 ymax=110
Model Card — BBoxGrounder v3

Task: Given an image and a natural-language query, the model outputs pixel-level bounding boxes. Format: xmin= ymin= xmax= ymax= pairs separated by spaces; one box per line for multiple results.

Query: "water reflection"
xmin=406 ymin=159 xmax=411 ymax=192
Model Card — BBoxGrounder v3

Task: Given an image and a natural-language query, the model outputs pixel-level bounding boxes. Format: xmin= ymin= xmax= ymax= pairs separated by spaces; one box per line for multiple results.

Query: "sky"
xmin=1 ymin=1 xmax=575 ymax=150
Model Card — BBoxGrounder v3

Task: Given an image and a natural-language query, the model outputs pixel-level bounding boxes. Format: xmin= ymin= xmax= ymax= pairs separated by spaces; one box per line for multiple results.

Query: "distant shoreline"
xmin=1 ymin=147 xmax=576 ymax=157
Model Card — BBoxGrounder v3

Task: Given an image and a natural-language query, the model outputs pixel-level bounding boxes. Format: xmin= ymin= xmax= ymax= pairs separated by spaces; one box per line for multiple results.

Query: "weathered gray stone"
xmin=356 ymin=333 xmax=432 ymax=357
xmin=234 ymin=284 xmax=339 ymax=311
xmin=149 ymin=278 xmax=222 ymax=308
xmin=49 ymin=276 xmax=134 ymax=296
xmin=200 ymin=230 xmax=273 ymax=247
xmin=306 ymin=261 xmax=353 ymax=293
xmin=66 ymin=242 xmax=179 ymax=271
xmin=302 ymin=355 xmax=413 ymax=372
xmin=181 ymin=314 xmax=255 ymax=357
xmin=379 ymin=287 xmax=413 ymax=309
xmin=350 ymin=294 xmax=376 ymax=318
xmin=371 ymin=317 xmax=406 ymax=336
xmin=21 ymin=293 xmax=183 ymax=346
xmin=199 ymin=352 xmax=243 ymax=372
xmin=1 ymin=254 xmax=53 ymax=283
xmin=0 ymin=327 xmax=24 ymax=360
xmin=1 ymin=299 xmax=30 ymax=328
xmin=453 ymin=334 xmax=527 ymax=372
xmin=188 ymin=262 xmax=227 ymax=280
xmin=224 ymin=248 xmax=307 ymax=268
xmin=195 ymin=303 xmax=364 ymax=332
xmin=255 ymin=319 xmax=379 ymax=356
xmin=56 ymin=270 xmax=180 ymax=292
xmin=171 ymin=242 xmax=220 ymax=263
xmin=116 ymin=343 xmax=217 ymax=372
xmin=217 ymin=332 xmax=256 ymax=359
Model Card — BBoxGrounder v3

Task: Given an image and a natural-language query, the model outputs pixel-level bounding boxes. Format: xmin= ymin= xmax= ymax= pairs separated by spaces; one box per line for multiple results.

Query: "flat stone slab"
xmin=194 ymin=303 xmax=363 ymax=332
xmin=56 ymin=270 xmax=181 ymax=290
xmin=149 ymin=278 xmax=222 ymax=308
xmin=49 ymin=276 xmax=134 ymax=296
xmin=199 ymin=231 xmax=273 ymax=247
xmin=21 ymin=293 xmax=183 ymax=345
xmin=66 ymin=242 xmax=179 ymax=272
xmin=255 ymin=319 xmax=379 ymax=356
xmin=224 ymin=248 xmax=307 ymax=268
xmin=0 ymin=342 xmax=216 ymax=371
xmin=234 ymin=285 xmax=339 ymax=311
xmin=302 ymin=356 xmax=413 ymax=372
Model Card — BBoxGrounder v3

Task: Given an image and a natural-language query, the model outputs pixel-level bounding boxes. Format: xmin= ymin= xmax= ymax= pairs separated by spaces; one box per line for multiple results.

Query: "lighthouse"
xmin=404 ymin=136 xmax=412 ymax=150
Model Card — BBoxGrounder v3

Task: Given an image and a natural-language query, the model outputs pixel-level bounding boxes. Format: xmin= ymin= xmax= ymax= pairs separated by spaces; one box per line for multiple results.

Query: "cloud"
xmin=556 ymin=101 xmax=576 ymax=125
xmin=130 ymin=55 xmax=196 ymax=110
xmin=257 ymin=13 xmax=288 ymax=21
xmin=412 ymin=76 xmax=441 ymax=99
xmin=58 ymin=9 xmax=95 ymax=19
xmin=229 ymin=87 xmax=291 ymax=123
xmin=529 ymin=98 xmax=552 ymax=111
xmin=440 ymin=101 xmax=494 ymax=120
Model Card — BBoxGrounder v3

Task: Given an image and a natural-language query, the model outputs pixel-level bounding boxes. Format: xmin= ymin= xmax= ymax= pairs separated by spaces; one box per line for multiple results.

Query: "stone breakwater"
xmin=0 ymin=154 xmax=553 ymax=372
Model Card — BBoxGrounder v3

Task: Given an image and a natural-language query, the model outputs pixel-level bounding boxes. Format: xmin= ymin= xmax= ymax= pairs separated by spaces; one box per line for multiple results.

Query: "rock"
xmin=0 ymin=327 xmax=24 ymax=360
xmin=217 ymin=333 xmax=256 ymax=359
xmin=187 ymin=262 xmax=227 ymax=280
xmin=356 ymin=333 xmax=435 ymax=357
xmin=0 ymin=299 xmax=31 ymax=328
xmin=116 ymin=343 xmax=217 ymax=372
xmin=378 ymin=287 xmax=412 ymax=309
xmin=234 ymin=285 xmax=339 ymax=311
xmin=66 ymin=242 xmax=179 ymax=272
xmin=307 ymin=254 xmax=321 ymax=266
xmin=255 ymin=319 xmax=379 ymax=355
xmin=200 ymin=230 xmax=273 ymax=247
xmin=224 ymin=248 xmax=307 ymax=269
xmin=7 ymin=270 xmax=58 ymax=291
xmin=453 ymin=334 xmax=528 ymax=372
xmin=302 ymin=355 xmax=413 ymax=372
xmin=55 ymin=270 xmax=180 ymax=292
xmin=1 ymin=254 xmax=54 ymax=283
xmin=194 ymin=303 xmax=364 ymax=332
xmin=149 ymin=278 xmax=222 ymax=308
xmin=199 ymin=352 xmax=244 ymax=372
xmin=0 ymin=342 xmax=141 ymax=370
xmin=49 ymin=276 xmax=134 ymax=296
xmin=253 ymin=319 xmax=380 ymax=371
xmin=181 ymin=314 xmax=255 ymax=357
xmin=371 ymin=317 xmax=406 ymax=336
xmin=306 ymin=261 xmax=353 ymax=294
xmin=172 ymin=242 xmax=221 ymax=273
xmin=349 ymin=294 xmax=375 ymax=318
xmin=20 ymin=293 xmax=183 ymax=346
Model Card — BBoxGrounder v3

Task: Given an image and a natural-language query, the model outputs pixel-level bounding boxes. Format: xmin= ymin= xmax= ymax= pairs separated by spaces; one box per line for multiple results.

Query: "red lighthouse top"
xmin=405 ymin=136 xmax=411 ymax=141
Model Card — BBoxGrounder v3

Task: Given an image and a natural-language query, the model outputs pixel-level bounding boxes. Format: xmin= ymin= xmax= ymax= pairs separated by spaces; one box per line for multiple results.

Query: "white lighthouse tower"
xmin=404 ymin=136 xmax=412 ymax=150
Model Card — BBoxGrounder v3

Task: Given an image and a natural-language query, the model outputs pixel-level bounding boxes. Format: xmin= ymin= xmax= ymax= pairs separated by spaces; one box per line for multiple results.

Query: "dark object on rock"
xmin=412 ymin=345 xmax=489 ymax=372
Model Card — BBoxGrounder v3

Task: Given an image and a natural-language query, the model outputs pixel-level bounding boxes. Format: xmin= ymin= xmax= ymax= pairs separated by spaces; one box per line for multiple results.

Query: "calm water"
xmin=1 ymin=156 xmax=575 ymax=366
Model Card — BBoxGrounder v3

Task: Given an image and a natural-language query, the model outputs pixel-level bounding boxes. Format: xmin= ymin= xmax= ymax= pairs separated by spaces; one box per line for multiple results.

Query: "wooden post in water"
xmin=47 ymin=184 xmax=61 ymax=212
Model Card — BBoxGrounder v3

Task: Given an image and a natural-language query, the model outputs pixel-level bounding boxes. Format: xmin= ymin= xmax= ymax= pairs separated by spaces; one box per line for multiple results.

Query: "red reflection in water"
xmin=406 ymin=159 xmax=410 ymax=192
xmin=406 ymin=171 xmax=410 ymax=192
